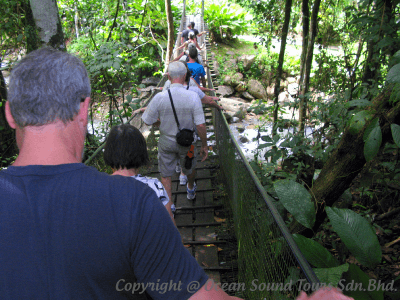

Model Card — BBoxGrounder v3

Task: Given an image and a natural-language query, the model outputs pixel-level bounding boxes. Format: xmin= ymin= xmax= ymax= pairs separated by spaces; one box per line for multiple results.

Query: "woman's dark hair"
xmin=179 ymin=61 xmax=192 ymax=82
xmin=103 ymin=124 xmax=149 ymax=170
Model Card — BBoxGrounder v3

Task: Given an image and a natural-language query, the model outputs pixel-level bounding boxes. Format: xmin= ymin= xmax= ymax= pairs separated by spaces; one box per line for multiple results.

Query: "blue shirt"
xmin=0 ymin=163 xmax=208 ymax=299
xmin=187 ymin=62 xmax=206 ymax=85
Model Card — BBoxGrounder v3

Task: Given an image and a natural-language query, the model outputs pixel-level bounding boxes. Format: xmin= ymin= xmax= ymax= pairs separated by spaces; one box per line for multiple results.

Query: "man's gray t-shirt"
xmin=163 ymin=78 xmax=197 ymax=90
xmin=142 ymin=83 xmax=205 ymax=146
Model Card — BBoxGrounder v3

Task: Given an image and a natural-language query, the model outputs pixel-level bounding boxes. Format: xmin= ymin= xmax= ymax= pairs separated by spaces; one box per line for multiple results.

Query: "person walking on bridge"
xmin=187 ymin=47 xmax=207 ymax=88
xmin=142 ymin=61 xmax=208 ymax=202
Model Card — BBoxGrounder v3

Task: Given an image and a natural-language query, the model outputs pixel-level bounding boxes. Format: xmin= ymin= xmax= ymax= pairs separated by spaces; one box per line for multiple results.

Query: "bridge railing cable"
xmin=202 ymin=16 xmax=320 ymax=300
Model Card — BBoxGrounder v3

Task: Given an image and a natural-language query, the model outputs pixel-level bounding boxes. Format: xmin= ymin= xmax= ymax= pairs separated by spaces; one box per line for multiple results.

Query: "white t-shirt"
xmin=132 ymin=174 xmax=169 ymax=206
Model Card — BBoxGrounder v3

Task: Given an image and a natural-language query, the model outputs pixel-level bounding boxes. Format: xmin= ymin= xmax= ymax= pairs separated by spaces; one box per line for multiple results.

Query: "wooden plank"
xmin=175 ymin=192 xmax=195 ymax=207
xmin=205 ymin=271 xmax=221 ymax=285
xmin=195 ymin=226 xmax=217 ymax=242
xmin=196 ymin=211 xmax=214 ymax=223
xmin=179 ymin=227 xmax=193 ymax=242
xmin=194 ymin=179 xmax=212 ymax=206
xmin=196 ymin=191 xmax=214 ymax=206
xmin=194 ymin=212 xmax=216 ymax=242
xmin=175 ymin=213 xmax=193 ymax=226
xmin=195 ymin=245 xmax=219 ymax=268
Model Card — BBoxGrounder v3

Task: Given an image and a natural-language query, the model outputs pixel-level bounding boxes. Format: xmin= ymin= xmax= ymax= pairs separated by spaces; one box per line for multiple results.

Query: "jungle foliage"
xmin=1 ymin=0 xmax=400 ymax=297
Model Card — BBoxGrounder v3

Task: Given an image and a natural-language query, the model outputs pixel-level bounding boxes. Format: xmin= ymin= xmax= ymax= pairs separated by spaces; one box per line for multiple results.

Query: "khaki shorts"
xmin=158 ymin=140 xmax=197 ymax=178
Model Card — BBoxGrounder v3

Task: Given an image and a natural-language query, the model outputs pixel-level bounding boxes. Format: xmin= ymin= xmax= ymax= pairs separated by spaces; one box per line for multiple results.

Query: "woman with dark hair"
xmin=104 ymin=124 xmax=176 ymax=225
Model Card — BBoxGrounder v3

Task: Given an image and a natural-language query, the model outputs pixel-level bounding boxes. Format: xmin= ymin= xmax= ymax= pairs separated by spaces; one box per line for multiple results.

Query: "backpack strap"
xmin=167 ymin=89 xmax=181 ymax=130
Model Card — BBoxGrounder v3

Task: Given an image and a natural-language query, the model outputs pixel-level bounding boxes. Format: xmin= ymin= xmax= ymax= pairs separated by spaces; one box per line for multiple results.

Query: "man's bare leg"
xmin=161 ymin=176 xmax=172 ymax=204
xmin=187 ymin=169 xmax=196 ymax=190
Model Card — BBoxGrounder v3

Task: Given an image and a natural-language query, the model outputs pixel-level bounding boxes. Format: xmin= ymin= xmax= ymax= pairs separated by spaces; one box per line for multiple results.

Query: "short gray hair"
xmin=8 ymin=47 xmax=91 ymax=127
xmin=167 ymin=61 xmax=187 ymax=80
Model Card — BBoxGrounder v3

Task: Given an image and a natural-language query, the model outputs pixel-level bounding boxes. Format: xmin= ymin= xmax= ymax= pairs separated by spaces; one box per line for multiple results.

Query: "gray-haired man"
xmin=142 ymin=61 xmax=208 ymax=201
xmin=0 ymin=47 xmax=241 ymax=300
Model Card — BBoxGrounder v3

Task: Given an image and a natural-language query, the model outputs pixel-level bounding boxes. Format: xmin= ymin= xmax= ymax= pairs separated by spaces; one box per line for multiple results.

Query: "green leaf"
xmin=293 ymin=234 xmax=339 ymax=268
xmin=346 ymin=100 xmax=372 ymax=108
xmin=363 ymin=118 xmax=379 ymax=142
xmin=313 ymin=263 xmax=349 ymax=286
xmin=274 ymin=180 xmax=315 ymax=229
xmin=387 ymin=63 xmax=400 ymax=83
xmin=326 ymin=207 xmax=381 ymax=268
xmin=391 ymin=124 xmax=400 ymax=148
xmin=389 ymin=50 xmax=400 ymax=69
xmin=340 ymin=264 xmax=384 ymax=300
xmin=348 ymin=111 xmax=373 ymax=135
xmin=257 ymin=143 xmax=272 ymax=149
xmin=261 ymin=135 xmax=272 ymax=142
xmin=364 ymin=126 xmax=382 ymax=162
xmin=112 ymin=61 xmax=121 ymax=69
xmin=389 ymin=83 xmax=400 ymax=105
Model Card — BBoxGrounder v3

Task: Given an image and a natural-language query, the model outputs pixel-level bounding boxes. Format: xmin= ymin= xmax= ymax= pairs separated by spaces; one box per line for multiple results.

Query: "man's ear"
xmin=5 ymin=101 xmax=17 ymax=129
xmin=78 ymin=97 xmax=90 ymax=126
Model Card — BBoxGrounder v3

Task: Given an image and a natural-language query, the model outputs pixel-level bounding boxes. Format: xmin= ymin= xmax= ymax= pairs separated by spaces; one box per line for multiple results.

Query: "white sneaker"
xmin=176 ymin=164 xmax=181 ymax=173
xmin=179 ymin=175 xmax=188 ymax=185
xmin=187 ymin=182 xmax=197 ymax=200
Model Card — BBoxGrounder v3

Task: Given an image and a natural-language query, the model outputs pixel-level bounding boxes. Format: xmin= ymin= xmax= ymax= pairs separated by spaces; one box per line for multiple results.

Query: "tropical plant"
xmin=203 ymin=1 xmax=252 ymax=42
xmin=274 ymin=179 xmax=384 ymax=299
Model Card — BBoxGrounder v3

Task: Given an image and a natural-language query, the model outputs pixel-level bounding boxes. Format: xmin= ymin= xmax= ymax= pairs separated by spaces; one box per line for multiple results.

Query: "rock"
xmin=288 ymin=82 xmax=299 ymax=96
xmin=234 ymin=81 xmax=247 ymax=92
xmin=242 ymin=91 xmax=254 ymax=100
xmin=238 ymin=55 xmax=256 ymax=71
xmin=223 ymin=75 xmax=232 ymax=86
xmin=139 ymin=91 xmax=150 ymax=99
xmin=141 ymin=77 xmax=160 ymax=86
xmin=138 ymin=86 xmax=156 ymax=92
xmin=287 ymin=77 xmax=297 ymax=84
xmin=237 ymin=127 xmax=245 ymax=133
xmin=278 ymin=91 xmax=290 ymax=103
xmin=226 ymin=51 xmax=235 ymax=55
xmin=234 ymin=108 xmax=247 ymax=120
xmin=213 ymin=61 xmax=220 ymax=76
xmin=223 ymin=112 xmax=232 ymax=122
xmin=247 ymin=79 xmax=267 ymax=100
xmin=280 ymin=80 xmax=289 ymax=89
xmin=231 ymin=73 xmax=244 ymax=86
xmin=266 ymin=86 xmax=274 ymax=95
xmin=224 ymin=58 xmax=238 ymax=72
xmin=216 ymin=85 xmax=235 ymax=97
xmin=232 ymin=117 xmax=240 ymax=123
xmin=219 ymin=98 xmax=251 ymax=114
xmin=239 ymin=135 xmax=249 ymax=143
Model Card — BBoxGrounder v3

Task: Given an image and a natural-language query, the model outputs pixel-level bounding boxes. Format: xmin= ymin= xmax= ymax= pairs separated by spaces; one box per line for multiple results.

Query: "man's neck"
xmin=187 ymin=57 xmax=196 ymax=63
xmin=12 ymin=120 xmax=85 ymax=167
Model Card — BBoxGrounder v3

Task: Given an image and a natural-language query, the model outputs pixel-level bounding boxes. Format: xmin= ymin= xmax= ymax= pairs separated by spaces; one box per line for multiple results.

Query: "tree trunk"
xmin=165 ymin=0 xmax=174 ymax=68
xmin=298 ymin=0 xmax=321 ymax=134
xmin=298 ymin=0 xmax=309 ymax=94
xmin=74 ymin=1 xmax=79 ymax=39
xmin=291 ymin=84 xmax=400 ymax=237
xmin=272 ymin=0 xmax=293 ymax=136
xmin=29 ymin=0 xmax=66 ymax=50
xmin=23 ymin=0 xmax=40 ymax=53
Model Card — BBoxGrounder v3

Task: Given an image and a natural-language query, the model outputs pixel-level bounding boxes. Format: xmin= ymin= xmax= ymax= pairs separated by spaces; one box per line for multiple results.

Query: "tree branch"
xmin=106 ymin=0 xmax=120 ymax=43
xmin=148 ymin=18 xmax=164 ymax=62
xmin=291 ymin=84 xmax=400 ymax=237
